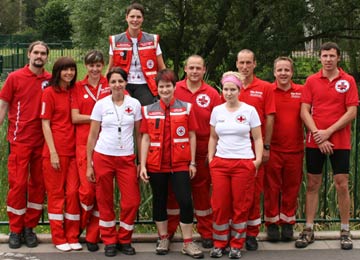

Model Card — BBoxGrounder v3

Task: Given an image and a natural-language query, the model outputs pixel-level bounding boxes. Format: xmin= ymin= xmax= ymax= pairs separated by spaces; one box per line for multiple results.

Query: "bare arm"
xmin=188 ymin=130 xmax=197 ymax=179
xmin=251 ymin=126 xmax=263 ymax=169
xmin=157 ymin=54 xmax=166 ymax=71
xmin=134 ymin=120 xmax=142 ymax=176
xmin=42 ymin=119 xmax=60 ymax=170
xmin=262 ymin=113 xmax=274 ymax=162
xmin=208 ymin=126 xmax=218 ymax=163
xmin=300 ymin=103 xmax=318 ymax=133
xmin=0 ymin=99 xmax=9 ymax=126
xmin=139 ymin=133 xmax=150 ymax=183
xmin=86 ymin=120 xmax=101 ymax=182
xmin=71 ymin=108 xmax=91 ymax=124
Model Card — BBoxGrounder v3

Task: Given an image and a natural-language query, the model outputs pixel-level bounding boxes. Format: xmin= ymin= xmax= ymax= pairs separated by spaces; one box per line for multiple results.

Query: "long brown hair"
xmin=49 ymin=57 xmax=77 ymax=91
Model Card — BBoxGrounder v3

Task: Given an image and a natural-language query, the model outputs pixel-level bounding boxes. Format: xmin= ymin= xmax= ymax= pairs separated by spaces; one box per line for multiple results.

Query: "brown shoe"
xmin=295 ymin=228 xmax=314 ymax=248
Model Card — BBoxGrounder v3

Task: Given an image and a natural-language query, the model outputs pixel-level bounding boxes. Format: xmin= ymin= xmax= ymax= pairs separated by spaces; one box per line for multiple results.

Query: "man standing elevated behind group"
xmin=296 ymin=42 xmax=358 ymax=250
xmin=167 ymin=55 xmax=221 ymax=248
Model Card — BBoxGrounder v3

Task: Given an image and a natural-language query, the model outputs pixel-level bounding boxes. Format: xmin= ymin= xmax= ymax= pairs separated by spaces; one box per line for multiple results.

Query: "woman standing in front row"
xmin=41 ymin=57 xmax=81 ymax=252
xmin=139 ymin=69 xmax=204 ymax=259
xmin=208 ymin=72 xmax=263 ymax=259
xmin=87 ymin=67 xmax=141 ymax=257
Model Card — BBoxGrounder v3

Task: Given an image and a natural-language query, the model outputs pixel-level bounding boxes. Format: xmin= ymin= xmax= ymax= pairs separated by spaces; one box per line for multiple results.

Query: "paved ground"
xmin=0 ymin=232 xmax=359 ymax=260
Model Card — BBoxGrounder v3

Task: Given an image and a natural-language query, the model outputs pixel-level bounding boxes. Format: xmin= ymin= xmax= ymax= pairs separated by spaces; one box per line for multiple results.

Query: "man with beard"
xmin=0 ymin=41 xmax=51 ymax=249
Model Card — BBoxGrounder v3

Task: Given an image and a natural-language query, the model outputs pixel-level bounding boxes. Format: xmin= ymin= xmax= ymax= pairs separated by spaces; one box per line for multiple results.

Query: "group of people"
xmin=0 ymin=2 xmax=358 ymax=259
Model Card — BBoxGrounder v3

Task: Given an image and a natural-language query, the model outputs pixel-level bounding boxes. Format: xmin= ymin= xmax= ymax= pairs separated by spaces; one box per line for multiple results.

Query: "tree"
xmin=0 ymin=0 xmax=25 ymax=34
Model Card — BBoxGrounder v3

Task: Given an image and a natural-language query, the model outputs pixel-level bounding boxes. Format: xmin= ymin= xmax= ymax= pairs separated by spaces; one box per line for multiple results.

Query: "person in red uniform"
xmin=208 ymin=71 xmax=263 ymax=259
xmin=106 ymin=2 xmax=166 ymax=105
xmin=87 ymin=67 xmax=141 ymax=257
xmin=166 ymin=55 xmax=221 ymax=248
xmin=236 ymin=49 xmax=276 ymax=250
xmin=71 ymin=50 xmax=110 ymax=252
xmin=0 ymin=41 xmax=51 ymax=249
xmin=263 ymin=57 xmax=304 ymax=241
xmin=41 ymin=57 xmax=81 ymax=252
xmin=139 ymin=69 xmax=204 ymax=259
xmin=295 ymin=42 xmax=358 ymax=250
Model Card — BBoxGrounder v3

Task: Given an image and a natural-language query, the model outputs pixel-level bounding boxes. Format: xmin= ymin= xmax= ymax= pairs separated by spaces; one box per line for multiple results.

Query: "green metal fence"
xmin=0 ymin=39 xmax=360 ymax=228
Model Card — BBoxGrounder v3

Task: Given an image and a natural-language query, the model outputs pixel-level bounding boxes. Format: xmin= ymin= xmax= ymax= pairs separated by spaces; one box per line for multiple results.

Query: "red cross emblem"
xmin=338 ymin=82 xmax=347 ymax=90
xmin=236 ymin=115 xmax=246 ymax=123
xmin=335 ymin=80 xmax=350 ymax=93
xmin=125 ymin=106 xmax=133 ymax=114
xmin=196 ymin=94 xmax=210 ymax=108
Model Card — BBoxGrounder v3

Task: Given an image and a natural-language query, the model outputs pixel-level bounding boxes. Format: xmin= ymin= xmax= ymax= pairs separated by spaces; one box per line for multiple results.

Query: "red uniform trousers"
xmin=246 ymin=164 xmax=264 ymax=237
xmin=76 ymin=145 xmax=100 ymax=243
xmin=7 ymin=143 xmax=45 ymax=233
xmin=264 ymin=150 xmax=303 ymax=225
xmin=43 ymin=156 xmax=80 ymax=245
xmin=93 ymin=152 xmax=140 ymax=245
xmin=167 ymin=154 xmax=213 ymax=239
xmin=210 ymin=157 xmax=255 ymax=249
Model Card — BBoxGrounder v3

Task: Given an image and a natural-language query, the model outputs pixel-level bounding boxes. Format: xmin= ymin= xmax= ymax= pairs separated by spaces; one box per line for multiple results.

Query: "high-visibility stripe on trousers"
xmin=7 ymin=143 xmax=45 ymax=233
xmin=167 ymin=155 xmax=213 ymax=239
xmin=210 ymin=157 xmax=255 ymax=249
xmin=93 ymin=152 xmax=140 ymax=245
xmin=246 ymin=164 xmax=263 ymax=237
xmin=43 ymin=156 xmax=80 ymax=245
xmin=264 ymin=150 xmax=303 ymax=225
xmin=76 ymin=145 xmax=99 ymax=243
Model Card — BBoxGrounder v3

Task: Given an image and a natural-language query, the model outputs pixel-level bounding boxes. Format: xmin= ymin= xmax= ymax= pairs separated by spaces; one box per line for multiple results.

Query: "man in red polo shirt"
xmin=264 ymin=57 xmax=303 ymax=242
xmin=0 ymin=41 xmax=51 ymax=249
xmin=236 ymin=49 xmax=276 ymax=250
xmin=167 ymin=55 xmax=221 ymax=248
xmin=296 ymin=42 xmax=358 ymax=250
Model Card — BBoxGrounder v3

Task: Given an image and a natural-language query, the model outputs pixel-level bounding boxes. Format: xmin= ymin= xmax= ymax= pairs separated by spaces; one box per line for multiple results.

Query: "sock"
xmin=183 ymin=238 xmax=192 ymax=244
xmin=159 ymin=234 xmax=169 ymax=240
xmin=341 ymin=223 xmax=349 ymax=231
xmin=305 ymin=223 xmax=314 ymax=230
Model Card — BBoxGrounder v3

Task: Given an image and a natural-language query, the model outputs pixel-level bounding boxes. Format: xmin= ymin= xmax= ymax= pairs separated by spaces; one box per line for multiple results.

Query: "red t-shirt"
xmin=71 ymin=75 xmax=110 ymax=145
xmin=301 ymin=68 xmax=359 ymax=149
xmin=271 ymin=82 xmax=304 ymax=152
xmin=0 ymin=65 xmax=51 ymax=146
xmin=40 ymin=86 xmax=75 ymax=157
xmin=175 ymin=79 xmax=221 ymax=155
xmin=238 ymin=76 xmax=276 ymax=136
xmin=140 ymin=98 xmax=198 ymax=173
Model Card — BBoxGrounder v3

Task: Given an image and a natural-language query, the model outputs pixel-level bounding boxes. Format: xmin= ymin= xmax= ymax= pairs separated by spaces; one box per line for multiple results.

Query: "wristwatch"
xmin=263 ymin=144 xmax=271 ymax=150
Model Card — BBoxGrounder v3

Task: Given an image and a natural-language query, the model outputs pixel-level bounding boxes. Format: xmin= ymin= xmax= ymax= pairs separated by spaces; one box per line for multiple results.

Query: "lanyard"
xmin=112 ymin=96 xmax=126 ymax=142
xmin=84 ymin=84 xmax=103 ymax=102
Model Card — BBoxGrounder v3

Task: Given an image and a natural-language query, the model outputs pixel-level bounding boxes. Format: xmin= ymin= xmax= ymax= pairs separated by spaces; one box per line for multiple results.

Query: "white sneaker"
xmin=69 ymin=242 xmax=83 ymax=251
xmin=55 ymin=243 xmax=72 ymax=252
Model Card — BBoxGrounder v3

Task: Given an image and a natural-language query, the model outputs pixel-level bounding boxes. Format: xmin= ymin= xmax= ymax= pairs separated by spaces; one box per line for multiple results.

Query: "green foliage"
xmin=0 ymin=0 xmax=25 ymax=34
xmin=35 ymin=0 xmax=72 ymax=42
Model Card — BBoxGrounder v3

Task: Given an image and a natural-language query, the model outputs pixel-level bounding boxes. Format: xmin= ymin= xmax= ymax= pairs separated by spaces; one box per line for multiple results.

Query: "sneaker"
xmin=86 ymin=241 xmax=99 ymax=252
xmin=182 ymin=241 xmax=204 ymax=259
xmin=23 ymin=228 xmax=38 ymax=248
xmin=245 ymin=236 xmax=258 ymax=251
xmin=267 ymin=224 xmax=280 ymax=242
xmin=105 ymin=244 xmax=117 ymax=257
xmin=202 ymin=238 xmax=214 ymax=248
xmin=228 ymin=247 xmax=242 ymax=259
xmin=156 ymin=238 xmax=170 ymax=255
xmin=210 ymin=247 xmax=226 ymax=258
xmin=281 ymin=224 xmax=294 ymax=241
xmin=9 ymin=232 xmax=22 ymax=249
xmin=340 ymin=230 xmax=352 ymax=250
xmin=55 ymin=243 xmax=72 ymax=252
xmin=69 ymin=242 xmax=83 ymax=251
xmin=117 ymin=243 xmax=136 ymax=255
xmin=295 ymin=228 xmax=314 ymax=248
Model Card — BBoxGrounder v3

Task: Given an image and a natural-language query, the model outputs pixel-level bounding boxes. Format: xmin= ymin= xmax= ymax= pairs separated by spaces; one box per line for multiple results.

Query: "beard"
xmin=32 ymin=59 xmax=45 ymax=68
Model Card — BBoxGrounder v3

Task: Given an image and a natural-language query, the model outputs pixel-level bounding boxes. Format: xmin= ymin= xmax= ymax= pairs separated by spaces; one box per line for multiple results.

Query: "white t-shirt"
xmin=109 ymin=39 xmax=162 ymax=84
xmin=210 ymin=102 xmax=261 ymax=159
xmin=91 ymin=95 xmax=142 ymax=156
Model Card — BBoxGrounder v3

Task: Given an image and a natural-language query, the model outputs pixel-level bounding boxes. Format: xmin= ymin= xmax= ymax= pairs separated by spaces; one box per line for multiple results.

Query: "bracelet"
xmin=189 ymin=162 xmax=197 ymax=167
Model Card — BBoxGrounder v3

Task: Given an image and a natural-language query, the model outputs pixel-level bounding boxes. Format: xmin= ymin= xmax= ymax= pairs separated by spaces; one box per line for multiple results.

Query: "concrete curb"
xmin=1 ymin=231 xmax=360 ymax=244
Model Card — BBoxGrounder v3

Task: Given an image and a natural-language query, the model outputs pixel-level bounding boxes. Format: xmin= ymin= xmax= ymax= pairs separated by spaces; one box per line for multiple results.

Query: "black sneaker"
xmin=340 ymin=230 xmax=352 ymax=250
xmin=117 ymin=243 xmax=136 ymax=255
xmin=9 ymin=232 xmax=22 ymax=249
xmin=23 ymin=228 xmax=38 ymax=248
xmin=295 ymin=228 xmax=314 ymax=248
xmin=86 ymin=241 xmax=99 ymax=252
xmin=245 ymin=236 xmax=258 ymax=251
xmin=105 ymin=244 xmax=117 ymax=257
xmin=281 ymin=224 xmax=294 ymax=241
xmin=267 ymin=224 xmax=280 ymax=242
xmin=202 ymin=238 xmax=214 ymax=248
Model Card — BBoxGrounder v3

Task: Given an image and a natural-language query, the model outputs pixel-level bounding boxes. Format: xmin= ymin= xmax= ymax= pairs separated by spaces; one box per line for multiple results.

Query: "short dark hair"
xmin=126 ymin=2 xmax=144 ymax=16
xmin=28 ymin=41 xmax=49 ymax=55
xmin=49 ymin=57 xmax=77 ymax=91
xmin=155 ymin=69 xmax=178 ymax=86
xmin=84 ymin=50 xmax=104 ymax=65
xmin=106 ymin=67 xmax=128 ymax=82
xmin=319 ymin=42 xmax=340 ymax=56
